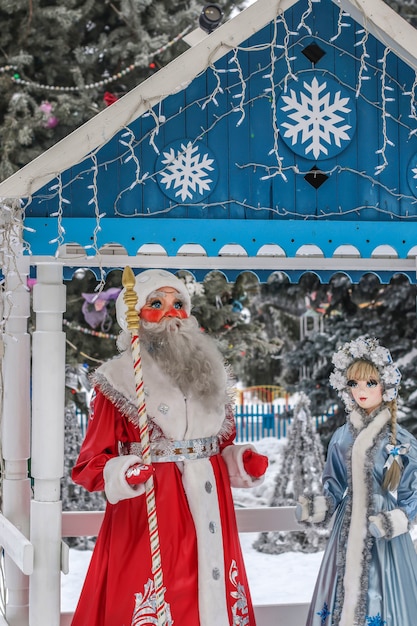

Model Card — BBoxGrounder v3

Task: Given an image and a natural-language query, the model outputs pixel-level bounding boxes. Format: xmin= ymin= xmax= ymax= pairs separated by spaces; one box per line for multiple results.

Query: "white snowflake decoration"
xmin=278 ymin=76 xmax=354 ymax=159
xmin=158 ymin=141 xmax=215 ymax=201
xmin=406 ymin=153 xmax=417 ymax=198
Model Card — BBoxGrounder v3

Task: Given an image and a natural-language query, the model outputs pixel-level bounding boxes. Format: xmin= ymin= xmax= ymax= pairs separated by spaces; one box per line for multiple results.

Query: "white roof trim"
xmin=29 ymin=253 xmax=417 ymax=275
xmin=338 ymin=0 xmax=417 ymax=70
xmin=0 ymin=0 xmax=416 ymax=200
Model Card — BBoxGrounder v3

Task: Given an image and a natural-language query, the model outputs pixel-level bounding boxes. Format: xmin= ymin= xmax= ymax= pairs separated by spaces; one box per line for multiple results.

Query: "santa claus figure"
xmin=71 ymin=269 xmax=268 ymax=626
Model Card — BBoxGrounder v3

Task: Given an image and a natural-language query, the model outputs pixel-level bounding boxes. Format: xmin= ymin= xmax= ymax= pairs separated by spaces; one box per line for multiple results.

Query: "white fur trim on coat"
xmin=339 ymin=407 xmax=391 ymax=626
xmin=103 ymin=454 xmax=145 ymax=504
xmin=221 ymin=444 xmax=265 ymax=488
xmin=181 ymin=458 xmax=229 ymax=626
xmin=369 ymin=508 xmax=409 ymax=539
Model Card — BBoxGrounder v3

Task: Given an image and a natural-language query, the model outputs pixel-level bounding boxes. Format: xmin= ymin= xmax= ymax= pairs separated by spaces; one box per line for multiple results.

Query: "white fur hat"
xmin=116 ymin=269 xmax=192 ymax=330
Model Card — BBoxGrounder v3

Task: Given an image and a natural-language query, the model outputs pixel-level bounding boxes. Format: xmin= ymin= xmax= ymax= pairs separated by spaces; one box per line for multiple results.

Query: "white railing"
xmin=60 ymin=506 xmax=310 ymax=626
xmin=0 ymin=513 xmax=33 ymax=576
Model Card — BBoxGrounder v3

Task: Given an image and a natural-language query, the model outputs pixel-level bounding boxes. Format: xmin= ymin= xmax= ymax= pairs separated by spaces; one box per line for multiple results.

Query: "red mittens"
xmin=242 ymin=449 xmax=268 ymax=478
xmin=125 ymin=463 xmax=154 ymax=485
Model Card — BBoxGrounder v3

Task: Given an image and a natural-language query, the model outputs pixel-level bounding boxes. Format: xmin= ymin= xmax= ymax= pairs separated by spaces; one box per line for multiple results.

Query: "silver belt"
xmin=119 ymin=435 xmax=220 ymax=463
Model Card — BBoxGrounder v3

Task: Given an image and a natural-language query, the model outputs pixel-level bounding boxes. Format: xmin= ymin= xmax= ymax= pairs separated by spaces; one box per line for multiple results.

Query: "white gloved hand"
xmin=295 ymin=495 xmax=309 ymax=522
xmin=368 ymin=508 xmax=409 ymax=539
xmin=296 ymin=494 xmax=328 ymax=523
xmin=103 ymin=454 xmax=146 ymax=504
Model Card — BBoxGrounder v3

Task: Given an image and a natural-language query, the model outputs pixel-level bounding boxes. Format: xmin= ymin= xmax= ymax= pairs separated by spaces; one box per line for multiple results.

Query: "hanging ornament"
xmin=103 ymin=91 xmax=119 ymax=106
xmin=149 ymin=59 xmax=162 ymax=73
xmin=239 ymin=307 xmax=251 ymax=324
xmin=81 ymin=288 xmax=121 ymax=331
xmin=65 ymin=364 xmax=91 ymax=412
xmin=39 ymin=101 xmax=59 ymax=129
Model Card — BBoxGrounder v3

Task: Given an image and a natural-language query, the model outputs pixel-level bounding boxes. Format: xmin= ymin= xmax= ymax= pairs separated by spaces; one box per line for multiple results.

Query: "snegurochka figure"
xmin=71 ymin=269 xmax=268 ymax=626
xmin=296 ymin=336 xmax=417 ymax=626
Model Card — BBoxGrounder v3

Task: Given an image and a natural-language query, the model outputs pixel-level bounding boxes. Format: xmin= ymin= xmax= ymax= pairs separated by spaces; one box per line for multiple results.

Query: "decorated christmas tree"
xmin=0 ymin=0 xmax=246 ymax=180
xmin=63 ymin=268 xmax=122 ymax=368
xmin=61 ymin=366 xmax=106 ymax=548
xmin=253 ymin=392 xmax=329 ymax=553
xmin=190 ymin=270 xmax=283 ymax=385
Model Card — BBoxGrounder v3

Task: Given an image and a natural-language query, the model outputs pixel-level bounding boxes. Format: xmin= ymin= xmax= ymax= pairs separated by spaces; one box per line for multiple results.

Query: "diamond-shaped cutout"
xmin=302 ymin=43 xmax=326 ymax=65
xmin=304 ymin=166 xmax=328 ymax=189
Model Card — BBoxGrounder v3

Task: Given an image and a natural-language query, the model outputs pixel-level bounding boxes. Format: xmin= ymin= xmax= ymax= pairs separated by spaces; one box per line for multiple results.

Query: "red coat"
xmin=71 ymin=351 xmax=258 ymax=626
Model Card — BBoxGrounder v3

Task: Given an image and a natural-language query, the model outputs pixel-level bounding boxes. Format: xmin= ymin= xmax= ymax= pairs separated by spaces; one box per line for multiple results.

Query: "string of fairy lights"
xmin=0 ymin=26 xmax=192 ymax=93
xmin=63 ymin=318 xmax=118 ymax=340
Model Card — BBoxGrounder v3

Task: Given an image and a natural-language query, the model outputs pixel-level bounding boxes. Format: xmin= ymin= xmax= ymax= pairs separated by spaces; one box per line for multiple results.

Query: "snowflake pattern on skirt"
xmin=317 ymin=602 xmax=331 ymax=624
xmin=366 ymin=614 xmax=386 ymax=626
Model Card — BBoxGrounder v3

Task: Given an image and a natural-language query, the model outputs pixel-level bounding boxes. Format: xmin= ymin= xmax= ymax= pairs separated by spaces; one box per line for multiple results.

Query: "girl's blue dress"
xmin=306 ymin=405 xmax=417 ymax=626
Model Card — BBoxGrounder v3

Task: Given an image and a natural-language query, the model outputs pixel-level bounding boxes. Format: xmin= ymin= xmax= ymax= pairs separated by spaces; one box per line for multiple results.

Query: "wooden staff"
xmin=122 ymin=266 xmax=167 ymax=625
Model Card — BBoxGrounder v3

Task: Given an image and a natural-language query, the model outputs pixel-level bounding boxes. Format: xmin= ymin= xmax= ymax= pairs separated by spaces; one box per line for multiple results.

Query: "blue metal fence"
xmin=76 ymin=404 xmax=330 ymax=442
xmin=234 ymin=403 xmax=330 ymax=442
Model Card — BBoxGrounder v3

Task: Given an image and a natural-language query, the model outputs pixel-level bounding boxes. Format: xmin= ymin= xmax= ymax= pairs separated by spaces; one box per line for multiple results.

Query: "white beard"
xmin=117 ymin=316 xmax=230 ymax=412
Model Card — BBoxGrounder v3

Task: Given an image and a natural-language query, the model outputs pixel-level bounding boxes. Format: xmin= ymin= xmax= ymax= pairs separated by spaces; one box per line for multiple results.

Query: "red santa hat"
xmin=115 ymin=269 xmax=192 ymax=330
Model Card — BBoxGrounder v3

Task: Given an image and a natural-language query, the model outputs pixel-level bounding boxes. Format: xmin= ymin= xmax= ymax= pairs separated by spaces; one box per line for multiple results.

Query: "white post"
xmin=30 ymin=263 xmax=66 ymax=626
xmin=2 ymin=253 xmax=31 ymax=626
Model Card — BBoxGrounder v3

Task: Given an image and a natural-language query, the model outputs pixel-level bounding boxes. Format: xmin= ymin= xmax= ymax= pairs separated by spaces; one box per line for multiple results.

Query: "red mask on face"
xmin=139 ymin=286 xmax=189 ymax=323
xmin=140 ymin=307 xmax=188 ymax=323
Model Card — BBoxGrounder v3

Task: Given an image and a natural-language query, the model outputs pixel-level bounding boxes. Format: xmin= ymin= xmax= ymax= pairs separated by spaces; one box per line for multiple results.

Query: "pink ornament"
xmin=45 ymin=115 xmax=59 ymax=129
xmin=39 ymin=101 xmax=59 ymax=129
xmin=39 ymin=101 xmax=52 ymax=115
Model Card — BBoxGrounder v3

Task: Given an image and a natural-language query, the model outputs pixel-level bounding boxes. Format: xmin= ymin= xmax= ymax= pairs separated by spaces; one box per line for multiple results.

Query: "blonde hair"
xmin=346 ymin=360 xmax=379 ymax=383
xmin=347 ymin=360 xmax=400 ymax=491
xmin=382 ymin=399 xmax=400 ymax=491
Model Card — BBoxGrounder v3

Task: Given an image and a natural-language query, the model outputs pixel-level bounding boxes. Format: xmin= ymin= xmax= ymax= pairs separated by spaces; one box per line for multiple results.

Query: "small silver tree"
xmin=254 ymin=392 xmax=329 ymax=553
xmin=61 ymin=365 xmax=106 ymax=549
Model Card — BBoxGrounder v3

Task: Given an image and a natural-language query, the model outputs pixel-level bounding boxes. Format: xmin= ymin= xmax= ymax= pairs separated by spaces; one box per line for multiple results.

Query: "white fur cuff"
xmin=311 ymin=495 xmax=328 ymax=523
xmin=103 ymin=454 xmax=146 ymax=504
xmin=221 ymin=444 xmax=264 ymax=488
xmin=369 ymin=508 xmax=409 ymax=539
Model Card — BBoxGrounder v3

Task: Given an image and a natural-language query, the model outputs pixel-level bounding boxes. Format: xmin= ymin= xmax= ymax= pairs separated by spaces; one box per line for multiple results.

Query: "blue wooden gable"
xmin=10 ymin=0 xmax=417 ymax=282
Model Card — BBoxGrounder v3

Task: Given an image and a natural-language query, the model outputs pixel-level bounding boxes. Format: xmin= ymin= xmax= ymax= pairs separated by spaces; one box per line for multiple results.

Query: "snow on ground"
xmin=61 ymin=436 xmax=417 ymax=611
xmin=232 ymin=437 xmax=323 ymax=605
xmin=61 ymin=531 xmax=323 ymax=611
